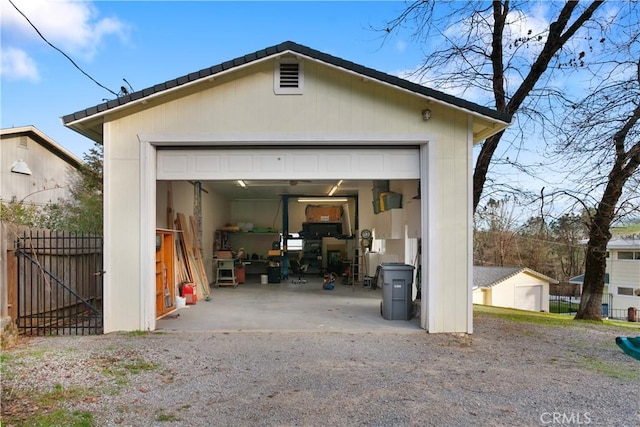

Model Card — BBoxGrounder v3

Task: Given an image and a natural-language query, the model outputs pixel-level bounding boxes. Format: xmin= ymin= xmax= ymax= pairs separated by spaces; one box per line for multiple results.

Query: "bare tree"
xmin=474 ymin=197 xmax=519 ymax=266
xmin=551 ymin=55 xmax=640 ymax=320
xmin=378 ymin=1 xmax=604 ymax=212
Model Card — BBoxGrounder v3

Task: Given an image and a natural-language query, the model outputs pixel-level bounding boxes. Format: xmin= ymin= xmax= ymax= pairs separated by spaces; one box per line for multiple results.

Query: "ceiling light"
xmin=297 ymin=197 xmax=348 ymax=203
xmin=237 ymin=180 xmax=247 ymax=188
xmin=327 ymin=180 xmax=343 ymax=196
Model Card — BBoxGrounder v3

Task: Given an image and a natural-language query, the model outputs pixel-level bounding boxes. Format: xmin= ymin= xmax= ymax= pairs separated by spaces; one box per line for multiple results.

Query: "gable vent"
xmin=274 ymin=59 xmax=304 ymax=95
xmin=279 ymin=63 xmax=299 ymax=88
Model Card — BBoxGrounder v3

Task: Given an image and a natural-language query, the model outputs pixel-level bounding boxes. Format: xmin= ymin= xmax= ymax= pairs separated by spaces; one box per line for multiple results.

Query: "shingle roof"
xmin=473 ymin=266 xmax=558 ymax=288
xmin=61 ymin=40 xmax=513 ymax=125
xmin=568 ymin=273 xmax=610 ymax=285
xmin=1 ymin=125 xmax=82 ymax=167
xmin=577 ymin=237 xmax=640 ymax=249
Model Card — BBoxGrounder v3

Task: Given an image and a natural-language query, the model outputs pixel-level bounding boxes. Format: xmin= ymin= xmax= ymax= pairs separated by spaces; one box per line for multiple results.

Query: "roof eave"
xmin=1 ymin=125 xmax=83 ymax=166
xmin=63 ymin=41 xmax=513 ymax=142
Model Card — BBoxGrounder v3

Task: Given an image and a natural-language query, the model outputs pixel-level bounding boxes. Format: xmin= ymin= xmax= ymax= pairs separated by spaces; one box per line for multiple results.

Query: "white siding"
xmin=481 ymin=272 xmax=550 ymax=312
xmin=102 ymin=57 xmax=478 ymax=333
xmin=1 ymin=132 xmax=79 ymax=205
xmin=607 ymin=249 xmax=640 ymax=313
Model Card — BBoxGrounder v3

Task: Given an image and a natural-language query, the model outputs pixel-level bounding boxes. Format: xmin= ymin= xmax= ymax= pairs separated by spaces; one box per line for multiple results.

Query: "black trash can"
xmin=379 ymin=263 xmax=415 ymax=320
xmin=267 ymin=266 xmax=281 ymax=283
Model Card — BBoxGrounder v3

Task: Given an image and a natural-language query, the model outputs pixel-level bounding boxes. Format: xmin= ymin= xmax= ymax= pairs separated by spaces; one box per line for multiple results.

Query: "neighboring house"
xmin=570 ymin=238 xmax=640 ymax=319
xmin=62 ymin=40 xmax=512 ymax=334
xmin=1 ymin=126 xmax=82 ymax=207
xmin=473 ymin=266 xmax=557 ymax=312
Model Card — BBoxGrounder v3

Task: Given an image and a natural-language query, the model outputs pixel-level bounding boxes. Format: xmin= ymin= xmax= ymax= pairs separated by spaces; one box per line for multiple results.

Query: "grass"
xmin=612 ymin=222 xmax=640 ymax=236
xmin=2 ymin=349 xmax=160 ymax=427
xmin=156 ymin=412 xmax=181 ymax=422
xmin=474 ymin=304 xmax=640 ymax=331
xmin=36 ymin=383 xmax=95 ymax=408
xmin=101 ymin=357 xmax=159 ymax=386
xmin=578 ymin=356 xmax=640 ymax=380
xmin=30 ymin=408 xmax=94 ymax=427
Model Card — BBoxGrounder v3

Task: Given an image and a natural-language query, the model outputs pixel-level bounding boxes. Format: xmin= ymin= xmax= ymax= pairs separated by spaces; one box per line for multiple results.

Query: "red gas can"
xmin=182 ymin=283 xmax=197 ymax=305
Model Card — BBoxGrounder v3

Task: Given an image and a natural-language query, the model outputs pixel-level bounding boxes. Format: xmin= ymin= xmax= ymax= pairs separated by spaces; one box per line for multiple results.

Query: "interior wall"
xmin=155 ymin=180 xmax=231 ymax=280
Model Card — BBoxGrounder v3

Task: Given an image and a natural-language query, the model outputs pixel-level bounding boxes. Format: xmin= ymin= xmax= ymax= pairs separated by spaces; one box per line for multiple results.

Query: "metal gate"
xmin=15 ymin=230 xmax=104 ymax=335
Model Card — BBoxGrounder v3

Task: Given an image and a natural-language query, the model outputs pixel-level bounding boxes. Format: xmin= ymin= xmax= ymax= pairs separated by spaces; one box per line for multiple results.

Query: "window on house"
xmin=618 ymin=251 xmax=635 ymax=260
xmin=617 ymin=287 xmax=636 ymax=296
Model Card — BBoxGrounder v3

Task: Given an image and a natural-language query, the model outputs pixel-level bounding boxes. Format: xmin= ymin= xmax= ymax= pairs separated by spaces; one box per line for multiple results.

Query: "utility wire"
xmin=7 ymin=0 xmax=118 ymax=97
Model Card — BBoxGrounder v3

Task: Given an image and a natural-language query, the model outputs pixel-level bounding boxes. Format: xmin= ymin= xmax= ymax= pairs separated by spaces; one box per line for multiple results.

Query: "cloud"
xmin=0 ymin=0 xmax=128 ymax=80
xmin=0 ymin=47 xmax=39 ymax=81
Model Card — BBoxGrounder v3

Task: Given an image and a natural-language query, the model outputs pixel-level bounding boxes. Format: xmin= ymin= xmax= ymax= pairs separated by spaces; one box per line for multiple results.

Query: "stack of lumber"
xmin=173 ymin=212 xmax=210 ymax=300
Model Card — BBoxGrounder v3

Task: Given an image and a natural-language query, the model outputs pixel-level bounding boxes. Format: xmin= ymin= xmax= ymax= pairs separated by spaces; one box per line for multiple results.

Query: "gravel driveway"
xmin=2 ymin=309 xmax=639 ymax=427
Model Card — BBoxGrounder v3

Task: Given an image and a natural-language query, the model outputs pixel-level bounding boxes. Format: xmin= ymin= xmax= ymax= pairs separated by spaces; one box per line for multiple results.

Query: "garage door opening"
xmin=145 ymin=144 xmax=426 ymax=332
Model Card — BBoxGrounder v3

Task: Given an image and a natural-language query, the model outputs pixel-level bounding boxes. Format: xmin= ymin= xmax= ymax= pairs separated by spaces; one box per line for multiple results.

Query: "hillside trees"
xmin=474 ymin=198 xmax=588 ymax=283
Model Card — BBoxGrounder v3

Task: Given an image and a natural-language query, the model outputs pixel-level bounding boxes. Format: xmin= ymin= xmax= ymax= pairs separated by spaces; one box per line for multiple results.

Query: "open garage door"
xmin=156 ymin=147 xmax=420 ymax=181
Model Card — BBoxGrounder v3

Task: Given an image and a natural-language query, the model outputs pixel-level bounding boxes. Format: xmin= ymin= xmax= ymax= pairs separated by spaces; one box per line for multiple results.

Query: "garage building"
xmin=62 ymin=41 xmax=512 ymax=334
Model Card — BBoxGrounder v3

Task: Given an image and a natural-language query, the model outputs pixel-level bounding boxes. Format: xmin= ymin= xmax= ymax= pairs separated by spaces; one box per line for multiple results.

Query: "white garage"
xmin=63 ymin=41 xmax=511 ymax=334
xmin=473 ymin=266 xmax=556 ymax=312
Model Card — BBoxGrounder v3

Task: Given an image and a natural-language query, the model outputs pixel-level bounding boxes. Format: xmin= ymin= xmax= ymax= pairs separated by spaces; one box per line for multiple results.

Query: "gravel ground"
xmin=2 ymin=311 xmax=639 ymax=427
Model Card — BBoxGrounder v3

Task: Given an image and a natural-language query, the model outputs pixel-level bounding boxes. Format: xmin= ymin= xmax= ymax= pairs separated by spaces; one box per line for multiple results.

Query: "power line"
xmin=7 ymin=0 xmax=118 ymax=97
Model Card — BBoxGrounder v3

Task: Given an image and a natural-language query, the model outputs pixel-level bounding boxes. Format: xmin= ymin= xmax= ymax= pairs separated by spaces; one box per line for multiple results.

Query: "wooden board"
xmin=190 ymin=215 xmax=211 ymax=291
xmin=176 ymin=213 xmax=210 ymax=298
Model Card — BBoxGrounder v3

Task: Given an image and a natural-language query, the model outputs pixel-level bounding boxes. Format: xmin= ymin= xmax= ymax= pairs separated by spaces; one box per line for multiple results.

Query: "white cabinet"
xmin=405 ymin=200 xmax=421 ymax=238
xmin=374 ymin=209 xmax=404 ymax=239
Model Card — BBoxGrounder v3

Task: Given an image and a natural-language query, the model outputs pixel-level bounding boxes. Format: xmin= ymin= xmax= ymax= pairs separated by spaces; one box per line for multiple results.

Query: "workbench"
xmin=214 ymin=258 xmax=237 ymax=287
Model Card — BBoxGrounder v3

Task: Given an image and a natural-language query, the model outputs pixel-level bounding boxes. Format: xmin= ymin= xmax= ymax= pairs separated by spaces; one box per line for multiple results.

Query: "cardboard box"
xmin=215 ymin=251 xmax=233 ymax=259
xmin=305 ymin=205 xmax=342 ymax=222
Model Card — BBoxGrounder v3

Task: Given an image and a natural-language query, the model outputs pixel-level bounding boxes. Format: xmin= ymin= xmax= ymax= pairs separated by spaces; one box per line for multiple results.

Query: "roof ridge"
xmin=62 ymin=40 xmax=512 ymax=126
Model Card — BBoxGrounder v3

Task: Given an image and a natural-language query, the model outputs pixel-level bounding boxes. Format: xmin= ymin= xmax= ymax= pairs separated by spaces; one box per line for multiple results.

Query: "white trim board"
xmin=156 ymin=147 xmax=420 ymax=181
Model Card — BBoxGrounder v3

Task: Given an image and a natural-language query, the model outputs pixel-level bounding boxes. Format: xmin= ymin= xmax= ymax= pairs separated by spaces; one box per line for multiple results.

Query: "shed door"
xmin=515 ymin=285 xmax=542 ymax=311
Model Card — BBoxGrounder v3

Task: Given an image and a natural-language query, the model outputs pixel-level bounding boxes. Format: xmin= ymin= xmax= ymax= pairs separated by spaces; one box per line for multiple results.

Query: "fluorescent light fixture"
xmin=327 ymin=179 xmax=344 ymax=196
xmin=237 ymin=180 xmax=247 ymax=188
xmin=297 ymin=197 xmax=348 ymax=203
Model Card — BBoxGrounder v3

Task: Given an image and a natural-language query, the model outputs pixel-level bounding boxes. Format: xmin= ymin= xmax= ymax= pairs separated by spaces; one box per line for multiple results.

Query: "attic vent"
xmin=274 ymin=59 xmax=304 ymax=95
xmin=280 ymin=63 xmax=299 ymax=88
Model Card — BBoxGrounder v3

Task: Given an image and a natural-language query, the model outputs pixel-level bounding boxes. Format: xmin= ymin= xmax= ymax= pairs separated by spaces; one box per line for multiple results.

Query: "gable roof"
xmin=568 ymin=273 xmax=610 ymax=285
xmin=473 ymin=266 xmax=558 ymax=289
xmin=62 ymin=40 xmax=512 ymax=142
xmin=0 ymin=126 xmax=82 ymax=168
xmin=605 ymin=237 xmax=640 ymax=250
xmin=578 ymin=237 xmax=640 ymax=250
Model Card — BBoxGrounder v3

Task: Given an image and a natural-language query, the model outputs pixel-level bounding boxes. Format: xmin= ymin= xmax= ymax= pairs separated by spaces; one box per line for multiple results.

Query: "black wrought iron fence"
xmin=15 ymin=229 xmax=103 ymax=335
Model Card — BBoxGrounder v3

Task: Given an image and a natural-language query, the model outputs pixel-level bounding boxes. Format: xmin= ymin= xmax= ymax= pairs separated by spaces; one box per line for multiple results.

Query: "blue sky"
xmin=1 ymin=0 xmax=424 ymax=158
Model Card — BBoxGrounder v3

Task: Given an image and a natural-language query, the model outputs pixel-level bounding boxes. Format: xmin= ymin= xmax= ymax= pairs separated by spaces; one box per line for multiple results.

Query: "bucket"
xmin=175 ymin=296 xmax=186 ymax=308
xmin=183 ymin=283 xmax=197 ymax=305
xmin=260 ymin=274 xmax=268 ymax=285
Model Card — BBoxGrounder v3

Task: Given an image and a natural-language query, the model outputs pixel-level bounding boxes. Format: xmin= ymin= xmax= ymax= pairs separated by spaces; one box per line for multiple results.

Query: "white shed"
xmin=473 ymin=266 xmax=557 ymax=312
xmin=63 ymin=41 xmax=512 ymax=333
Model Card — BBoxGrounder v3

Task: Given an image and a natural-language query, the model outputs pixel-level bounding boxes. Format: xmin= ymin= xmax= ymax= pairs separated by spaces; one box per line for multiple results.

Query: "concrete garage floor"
xmin=156 ymin=275 xmax=421 ymax=333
